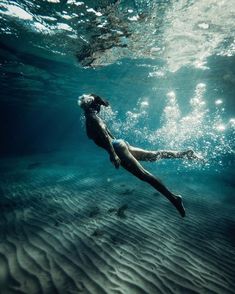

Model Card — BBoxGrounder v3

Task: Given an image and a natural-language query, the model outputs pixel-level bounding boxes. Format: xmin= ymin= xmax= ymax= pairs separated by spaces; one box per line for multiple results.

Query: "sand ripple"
xmin=0 ymin=156 xmax=234 ymax=293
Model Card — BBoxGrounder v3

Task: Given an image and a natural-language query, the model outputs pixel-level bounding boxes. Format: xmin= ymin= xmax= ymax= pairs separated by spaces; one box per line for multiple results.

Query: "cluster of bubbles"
xmin=100 ymin=83 xmax=235 ymax=169
xmin=150 ymin=84 xmax=235 ymax=167
xmin=100 ymin=97 xmax=150 ymax=143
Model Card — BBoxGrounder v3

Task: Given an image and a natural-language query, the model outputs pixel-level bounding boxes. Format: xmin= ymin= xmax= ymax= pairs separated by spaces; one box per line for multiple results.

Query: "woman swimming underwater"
xmin=78 ymin=93 xmax=202 ymax=217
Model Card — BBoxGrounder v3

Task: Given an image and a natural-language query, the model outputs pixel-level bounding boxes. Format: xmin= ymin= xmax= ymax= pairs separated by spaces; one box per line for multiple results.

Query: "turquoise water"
xmin=0 ymin=1 xmax=235 ymax=293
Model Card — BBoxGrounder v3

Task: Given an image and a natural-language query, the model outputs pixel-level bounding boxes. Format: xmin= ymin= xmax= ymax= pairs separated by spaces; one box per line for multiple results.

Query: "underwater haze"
xmin=0 ymin=0 xmax=235 ymax=293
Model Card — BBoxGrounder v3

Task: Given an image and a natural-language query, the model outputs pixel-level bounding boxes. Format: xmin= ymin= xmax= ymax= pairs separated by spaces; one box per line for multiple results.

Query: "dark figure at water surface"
xmin=78 ymin=94 xmax=202 ymax=217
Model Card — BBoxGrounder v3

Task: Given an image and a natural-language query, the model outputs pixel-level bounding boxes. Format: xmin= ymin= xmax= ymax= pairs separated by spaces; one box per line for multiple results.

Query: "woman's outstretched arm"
xmin=86 ymin=114 xmax=120 ymax=168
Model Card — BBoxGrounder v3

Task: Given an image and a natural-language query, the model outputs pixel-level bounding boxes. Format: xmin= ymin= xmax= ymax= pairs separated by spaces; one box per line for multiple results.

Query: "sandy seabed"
xmin=0 ymin=151 xmax=234 ymax=294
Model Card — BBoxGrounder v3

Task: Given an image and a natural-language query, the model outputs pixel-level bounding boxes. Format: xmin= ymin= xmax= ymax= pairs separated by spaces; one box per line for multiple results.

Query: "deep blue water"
xmin=0 ymin=1 xmax=235 ymax=293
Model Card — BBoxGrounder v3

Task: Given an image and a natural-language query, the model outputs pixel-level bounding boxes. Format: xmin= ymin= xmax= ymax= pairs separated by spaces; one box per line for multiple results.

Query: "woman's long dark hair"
xmin=89 ymin=94 xmax=109 ymax=113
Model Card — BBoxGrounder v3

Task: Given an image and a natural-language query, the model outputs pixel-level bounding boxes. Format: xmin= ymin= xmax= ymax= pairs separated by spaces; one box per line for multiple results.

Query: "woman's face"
xmin=78 ymin=94 xmax=94 ymax=110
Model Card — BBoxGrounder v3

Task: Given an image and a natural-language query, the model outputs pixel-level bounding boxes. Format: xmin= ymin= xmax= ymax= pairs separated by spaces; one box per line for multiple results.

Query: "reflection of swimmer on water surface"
xmin=78 ymin=94 xmax=203 ymax=217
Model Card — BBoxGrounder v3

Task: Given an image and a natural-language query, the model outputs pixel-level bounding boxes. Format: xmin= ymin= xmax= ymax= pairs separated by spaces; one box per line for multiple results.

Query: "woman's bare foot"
xmin=172 ymin=195 xmax=186 ymax=217
xmin=183 ymin=149 xmax=204 ymax=161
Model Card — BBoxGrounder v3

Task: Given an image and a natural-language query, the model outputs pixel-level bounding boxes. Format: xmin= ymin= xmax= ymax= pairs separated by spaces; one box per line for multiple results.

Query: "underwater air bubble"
xmin=215 ymin=99 xmax=223 ymax=105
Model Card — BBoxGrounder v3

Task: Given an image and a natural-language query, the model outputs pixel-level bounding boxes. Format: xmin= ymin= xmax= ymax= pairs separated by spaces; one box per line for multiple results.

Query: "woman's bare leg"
xmin=128 ymin=145 xmax=202 ymax=162
xmin=112 ymin=140 xmax=185 ymax=217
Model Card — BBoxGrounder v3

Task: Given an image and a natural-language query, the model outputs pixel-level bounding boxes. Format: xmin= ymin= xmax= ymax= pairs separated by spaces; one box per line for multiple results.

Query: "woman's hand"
xmin=110 ymin=154 xmax=121 ymax=169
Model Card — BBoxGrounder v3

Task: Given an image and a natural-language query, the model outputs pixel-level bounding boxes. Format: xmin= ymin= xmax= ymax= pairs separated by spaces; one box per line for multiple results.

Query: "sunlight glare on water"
xmin=1 ymin=0 xmax=234 ymax=69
